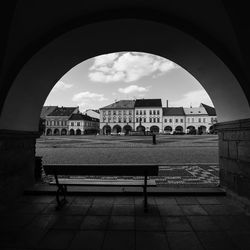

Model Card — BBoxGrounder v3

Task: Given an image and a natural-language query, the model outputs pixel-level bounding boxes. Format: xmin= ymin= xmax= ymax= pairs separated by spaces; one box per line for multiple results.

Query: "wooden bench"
xmin=43 ymin=164 xmax=159 ymax=212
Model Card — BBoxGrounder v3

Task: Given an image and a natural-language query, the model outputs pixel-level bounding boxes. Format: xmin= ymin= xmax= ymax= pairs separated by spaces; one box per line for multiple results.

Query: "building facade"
xmin=100 ymin=100 xmax=135 ymax=135
xmin=45 ymin=106 xmax=79 ymax=135
xmin=100 ymin=100 xmax=217 ymax=135
xmin=68 ymin=113 xmax=100 ymax=135
xmin=134 ymin=99 xmax=163 ymax=133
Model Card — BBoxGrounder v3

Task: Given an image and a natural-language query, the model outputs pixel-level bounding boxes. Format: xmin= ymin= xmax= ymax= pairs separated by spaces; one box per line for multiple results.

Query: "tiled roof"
xmin=68 ymin=114 xmax=85 ymax=120
xmin=135 ymin=99 xmax=162 ymax=107
xmin=69 ymin=113 xmax=99 ymax=122
xmin=162 ymin=107 xmax=185 ymax=116
xmin=201 ymin=103 xmax=217 ymax=116
xmin=40 ymin=106 xmax=57 ymax=119
xmin=48 ymin=107 xmax=78 ymax=116
xmin=100 ymin=100 xmax=135 ymax=109
xmin=183 ymin=106 xmax=207 ymax=115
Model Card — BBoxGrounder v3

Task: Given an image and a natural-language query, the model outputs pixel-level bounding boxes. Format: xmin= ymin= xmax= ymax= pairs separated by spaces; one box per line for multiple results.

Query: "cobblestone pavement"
xmin=37 ymin=135 xmax=219 ymax=187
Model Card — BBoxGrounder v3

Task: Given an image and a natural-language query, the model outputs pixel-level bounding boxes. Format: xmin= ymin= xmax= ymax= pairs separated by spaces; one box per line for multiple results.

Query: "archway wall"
xmin=0 ymin=19 xmax=249 ymax=132
xmin=1 ymin=19 xmax=250 ymax=209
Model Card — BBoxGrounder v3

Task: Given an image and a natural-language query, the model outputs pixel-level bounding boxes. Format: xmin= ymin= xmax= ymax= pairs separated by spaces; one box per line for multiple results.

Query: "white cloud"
xmin=170 ymin=90 xmax=214 ymax=107
xmin=52 ymin=81 xmax=73 ymax=91
xmin=72 ymin=91 xmax=108 ymax=111
xmin=118 ymin=85 xmax=149 ymax=94
xmin=89 ymin=52 xmax=177 ymax=83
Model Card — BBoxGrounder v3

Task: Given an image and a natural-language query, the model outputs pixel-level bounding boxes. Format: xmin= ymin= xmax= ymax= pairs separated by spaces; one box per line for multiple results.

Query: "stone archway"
xmin=76 ymin=129 xmax=81 ymax=135
xmin=69 ymin=129 xmax=75 ymax=135
xmin=123 ymin=125 xmax=132 ymax=135
xmin=187 ymin=126 xmax=196 ymax=135
xmin=1 ymin=18 xmax=250 ymax=206
xmin=46 ymin=128 xmax=52 ymax=136
xmin=113 ymin=125 xmax=121 ymax=134
xmin=136 ymin=125 xmax=145 ymax=132
xmin=103 ymin=125 xmax=111 ymax=135
xmin=61 ymin=129 xmax=67 ymax=135
xmin=175 ymin=126 xmax=183 ymax=132
xmin=198 ymin=126 xmax=207 ymax=135
xmin=150 ymin=126 xmax=159 ymax=133
xmin=53 ymin=128 xmax=60 ymax=135
xmin=164 ymin=126 xmax=172 ymax=132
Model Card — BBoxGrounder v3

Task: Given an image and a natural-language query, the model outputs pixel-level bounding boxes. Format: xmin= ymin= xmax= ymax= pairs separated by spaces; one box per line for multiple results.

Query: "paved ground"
xmin=37 ymin=135 xmax=219 ymax=187
xmin=1 ymin=194 xmax=249 ymax=250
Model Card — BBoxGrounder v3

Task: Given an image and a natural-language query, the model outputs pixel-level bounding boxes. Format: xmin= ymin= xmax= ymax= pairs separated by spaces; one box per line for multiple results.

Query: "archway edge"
xmin=0 ymin=19 xmax=249 ymax=131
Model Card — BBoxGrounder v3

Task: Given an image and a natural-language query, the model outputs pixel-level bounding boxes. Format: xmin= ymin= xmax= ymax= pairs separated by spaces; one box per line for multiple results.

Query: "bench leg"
xmin=144 ymin=175 xmax=148 ymax=212
xmin=56 ymin=184 xmax=68 ymax=210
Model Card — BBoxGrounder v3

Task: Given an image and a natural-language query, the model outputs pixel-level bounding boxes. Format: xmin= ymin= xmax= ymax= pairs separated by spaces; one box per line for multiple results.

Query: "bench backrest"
xmin=43 ymin=164 xmax=158 ymax=176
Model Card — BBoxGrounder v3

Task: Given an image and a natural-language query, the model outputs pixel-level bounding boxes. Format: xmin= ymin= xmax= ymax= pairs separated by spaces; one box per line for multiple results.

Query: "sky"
xmin=44 ymin=52 xmax=214 ymax=112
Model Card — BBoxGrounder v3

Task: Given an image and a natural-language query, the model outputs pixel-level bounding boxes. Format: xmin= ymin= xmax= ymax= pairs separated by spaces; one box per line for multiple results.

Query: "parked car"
xmin=118 ymin=132 xmax=125 ymax=136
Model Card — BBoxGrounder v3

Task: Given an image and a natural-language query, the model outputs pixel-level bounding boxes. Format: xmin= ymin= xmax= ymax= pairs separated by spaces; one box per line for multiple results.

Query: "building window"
xmin=123 ymin=110 xmax=126 ymax=115
xmin=198 ymin=118 xmax=201 ymax=123
xmin=149 ymin=118 xmax=152 ymax=123
xmin=169 ymin=119 xmax=172 ymax=123
xmin=176 ymin=119 xmax=178 ymax=123
xmin=124 ymin=118 xmax=126 ymax=123
xmin=153 ymin=118 xmax=156 ymax=123
xmin=144 ymin=118 xmax=146 ymax=122
xmin=108 ymin=110 xmax=111 ymax=115
xmin=144 ymin=110 xmax=146 ymax=115
xmin=157 ymin=118 xmax=160 ymax=122
xmin=149 ymin=110 xmax=152 ymax=115
xmin=157 ymin=110 xmax=160 ymax=115
xmin=136 ymin=118 xmax=139 ymax=123
xmin=129 ymin=117 xmax=132 ymax=123
xmin=108 ymin=117 xmax=111 ymax=122
xmin=164 ymin=118 xmax=167 ymax=123
xmin=192 ymin=118 xmax=194 ymax=123
xmin=153 ymin=110 xmax=156 ymax=115
xmin=187 ymin=118 xmax=190 ymax=123
xmin=71 ymin=122 xmax=74 ymax=126
xmin=113 ymin=117 xmax=116 ymax=122
xmin=103 ymin=111 xmax=106 ymax=115
xmin=140 ymin=110 xmax=142 ymax=115
xmin=129 ymin=110 xmax=132 ymax=115
xmin=77 ymin=122 xmax=80 ymax=126
xmin=136 ymin=110 xmax=139 ymax=115
xmin=203 ymin=118 xmax=206 ymax=123
xmin=180 ymin=119 xmax=183 ymax=123
xmin=118 ymin=110 xmax=121 ymax=115
xmin=113 ymin=111 xmax=116 ymax=115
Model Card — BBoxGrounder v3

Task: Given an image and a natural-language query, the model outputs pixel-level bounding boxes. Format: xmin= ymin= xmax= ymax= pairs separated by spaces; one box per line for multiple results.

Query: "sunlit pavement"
xmin=37 ymin=135 xmax=219 ymax=187
xmin=1 ymin=194 xmax=249 ymax=250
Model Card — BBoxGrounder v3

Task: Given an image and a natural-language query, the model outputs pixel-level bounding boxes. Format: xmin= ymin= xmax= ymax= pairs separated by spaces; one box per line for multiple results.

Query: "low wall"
xmin=216 ymin=118 xmax=250 ymax=208
xmin=0 ymin=130 xmax=39 ymax=211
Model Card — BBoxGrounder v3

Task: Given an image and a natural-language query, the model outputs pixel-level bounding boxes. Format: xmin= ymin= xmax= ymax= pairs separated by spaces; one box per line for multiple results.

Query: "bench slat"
xmin=43 ymin=164 xmax=158 ymax=176
xmin=50 ymin=178 xmax=156 ymax=186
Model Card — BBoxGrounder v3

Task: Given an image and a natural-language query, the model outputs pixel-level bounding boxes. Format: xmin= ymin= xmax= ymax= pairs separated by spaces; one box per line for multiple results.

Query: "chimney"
xmin=166 ymin=100 xmax=168 ymax=108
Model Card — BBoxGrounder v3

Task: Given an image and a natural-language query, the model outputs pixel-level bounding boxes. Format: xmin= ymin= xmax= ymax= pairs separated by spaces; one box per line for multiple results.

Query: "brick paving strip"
xmin=42 ymin=164 xmax=219 ymax=188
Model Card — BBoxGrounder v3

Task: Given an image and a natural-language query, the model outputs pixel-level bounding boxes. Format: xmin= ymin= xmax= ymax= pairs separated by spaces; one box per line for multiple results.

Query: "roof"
xmin=135 ymin=99 xmax=162 ymax=107
xmin=69 ymin=113 xmax=99 ymax=122
xmin=48 ymin=107 xmax=78 ymax=116
xmin=40 ymin=106 xmax=57 ymax=119
xmin=162 ymin=107 xmax=185 ymax=116
xmin=201 ymin=103 xmax=217 ymax=116
xmin=100 ymin=100 xmax=135 ymax=109
xmin=183 ymin=106 xmax=207 ymax=115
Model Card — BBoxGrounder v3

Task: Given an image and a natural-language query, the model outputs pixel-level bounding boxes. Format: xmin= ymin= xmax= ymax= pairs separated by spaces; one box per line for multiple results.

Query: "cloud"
xmin=52 ymin=81 xmax=73 ymax=91
xmin=89 ymin=52 xmax=177 ymax=83
xmin=170 ymin=90 xmax=214 ymax=107
xmin=72 ymin=91 xmax=108 ymax=111
xmin=118 ymin=85 xmax=149 ymax=94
